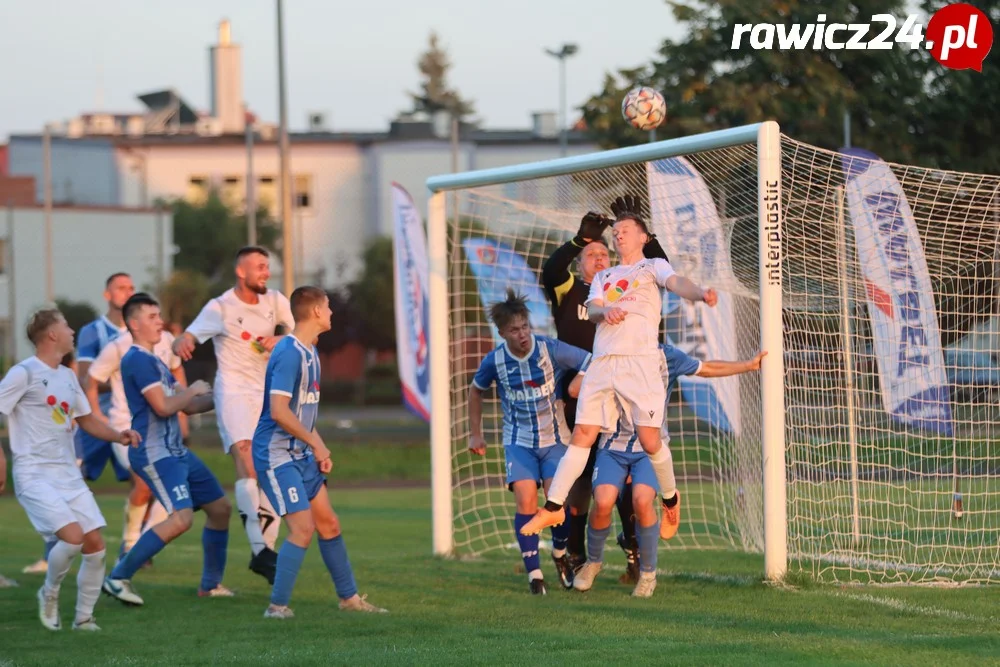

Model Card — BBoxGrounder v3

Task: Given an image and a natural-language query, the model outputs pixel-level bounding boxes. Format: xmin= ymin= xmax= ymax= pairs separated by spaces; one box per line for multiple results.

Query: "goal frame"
xmin=424 ymin=121 xmax=787 ymax=581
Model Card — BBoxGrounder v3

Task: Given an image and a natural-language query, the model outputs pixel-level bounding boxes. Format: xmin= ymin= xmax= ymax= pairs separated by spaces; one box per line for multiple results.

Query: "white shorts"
xmin=15 ymin=475 xmax=106 ymax=541
xmin=575 ymin=354 xmax=666 ymax=432
xmin=112 ymin=441 xmax=132 ymax=472
xmin=216 ymin=391 xmax=265 ymax=453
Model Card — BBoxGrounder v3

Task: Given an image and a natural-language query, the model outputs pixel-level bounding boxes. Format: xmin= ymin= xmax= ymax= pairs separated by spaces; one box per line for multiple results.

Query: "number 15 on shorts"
xmin=172 ymin=485 xmax=190 ymax=502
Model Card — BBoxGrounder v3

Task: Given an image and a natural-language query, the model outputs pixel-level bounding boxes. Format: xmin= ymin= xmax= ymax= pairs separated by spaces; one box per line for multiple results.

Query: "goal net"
xmin=425 ymin=123 xmax=1000 ymax=586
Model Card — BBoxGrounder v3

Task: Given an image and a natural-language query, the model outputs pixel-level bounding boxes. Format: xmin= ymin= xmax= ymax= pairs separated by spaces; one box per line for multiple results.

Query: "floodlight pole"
xmin=545 ymin=44 xmax=578 ymax=157
xmin=277 ymin=0 xmax=294 ymax=296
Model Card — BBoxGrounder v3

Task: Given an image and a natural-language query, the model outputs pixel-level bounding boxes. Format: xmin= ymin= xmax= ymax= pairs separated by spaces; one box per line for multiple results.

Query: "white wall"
xmin=0 ymin=206 xmax=172 ymax=360
xmin=117 ymin=141 xmax=369 ymax=287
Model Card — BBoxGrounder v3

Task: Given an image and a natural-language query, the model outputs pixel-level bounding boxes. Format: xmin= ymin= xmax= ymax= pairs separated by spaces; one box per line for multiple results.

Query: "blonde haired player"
xmin=521 ymin=194 xmax=717 ymax=538
xmin=0 ymin=308 xmax=141 ymax=630
xmin=173 ymin=246 xmax=294 ymax=583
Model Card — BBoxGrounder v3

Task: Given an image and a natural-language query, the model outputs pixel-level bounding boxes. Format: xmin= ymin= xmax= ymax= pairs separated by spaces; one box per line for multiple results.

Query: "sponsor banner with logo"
xmin=391 ymin=183 xmax=430 ymax=421
xmin=462 ymin=238 xmax=554 ymax=345
xmin=841 ymin=148 xmax=953 ymax=435
xmin=647 ymin=157 xmax=741 ymax=435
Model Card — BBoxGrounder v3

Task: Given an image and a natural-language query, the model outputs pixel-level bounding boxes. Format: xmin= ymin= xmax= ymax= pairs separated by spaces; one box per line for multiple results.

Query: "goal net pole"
xmin=425 ymin=122 xmax=788 ymax=580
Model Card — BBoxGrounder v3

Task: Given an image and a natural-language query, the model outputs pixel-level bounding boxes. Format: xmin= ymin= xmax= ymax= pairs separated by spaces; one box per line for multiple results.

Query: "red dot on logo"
xmin=256 ymin=336 xmax=264 ymax=342
xmin=616 ymin=279 xmax=630 ymax=290
xmin=241 ymin=331 xmax=251 ymax=340
xmin=46 ymin=395 xmax=56 ymax=406
xmin=603 ymin=282 xmax=611 ymax=291
xmin=60 ymin=402 xmax=69 ymax=411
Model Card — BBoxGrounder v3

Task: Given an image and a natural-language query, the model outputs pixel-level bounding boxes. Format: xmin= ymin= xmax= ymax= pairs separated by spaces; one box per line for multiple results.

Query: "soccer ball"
xmin=621 ymin=87 xmax=666 ymax=131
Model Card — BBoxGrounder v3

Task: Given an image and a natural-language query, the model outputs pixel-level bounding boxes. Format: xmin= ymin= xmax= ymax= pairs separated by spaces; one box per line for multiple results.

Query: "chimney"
xmin=532 ymin=112 xmax=558 ymax=138
xmin=209 ymin=19 xmax=245 ymax=134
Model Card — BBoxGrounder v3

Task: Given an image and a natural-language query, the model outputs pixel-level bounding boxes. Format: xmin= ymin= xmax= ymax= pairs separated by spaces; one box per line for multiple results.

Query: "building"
xmin=5 ymin=20 xmax=598 ymax=288
xmin=0 ymin=202 xmax=172 ymax=360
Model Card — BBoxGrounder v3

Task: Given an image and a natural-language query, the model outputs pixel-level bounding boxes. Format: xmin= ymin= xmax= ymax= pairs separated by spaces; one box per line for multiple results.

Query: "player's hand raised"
xmin=577 ymin=212 xmax=612 ymax=242
xmin=749 ymin=350 xmax=768 ymax=370
xmin=468 ymin=434 xmax=487 ymax=456
xmin=119 ymin=429 xmax=143 ymax=448
xmin=605 ymin=307 xmax=627 ymax=325
xmin=173 ymin=334 xmax=196 ymax=361
xmin=702 ymin=287 xmax=718 ymax=307
xmin=189 ymin=380 xmax=212 ymax=396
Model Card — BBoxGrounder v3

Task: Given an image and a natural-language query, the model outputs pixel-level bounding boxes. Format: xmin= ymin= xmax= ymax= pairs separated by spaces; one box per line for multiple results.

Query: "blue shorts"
xmin=504 ymin=444 xmax=566 ymax=490
xmin=257 ymin=458 xmax=326 ymax=517
xmin=77 ymin=429 xmax=130 ymax=483
xmin=132 ymin=450 xmax=225 ymax=514
xmin=592 ymin=449 xmax=659 ymax=495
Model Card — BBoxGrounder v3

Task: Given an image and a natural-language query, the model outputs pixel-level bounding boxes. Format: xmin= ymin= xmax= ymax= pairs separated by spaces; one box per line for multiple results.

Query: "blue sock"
xmin=587 ymin=523 xmax=611 ymax=563
xmin=43 ymin=539 xmax=56 ymax=561
xmin=550 ymin=518 xmax=570 ymax=555
xmin=200 ymin=527 xmax=229 ymax=591
xmin=318 ymin=535 xmax=358 ymax=600
xmin=514 ymin=513 xmax=541 ymax=576
xmin=637 ymin=522 xmax=659 ymax=573
xmin=110 ymin=530 xmax=166 ymax=580
xmin=271 ymin=541 xmax=308 ymax=606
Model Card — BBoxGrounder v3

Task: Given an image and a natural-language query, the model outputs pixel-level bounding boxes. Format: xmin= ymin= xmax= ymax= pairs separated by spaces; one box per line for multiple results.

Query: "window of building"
xmin=187 ymin=176 xmax=209 ymax=205
xmin=257 ymin=176 xmax=277 ymax=215
xmin=294 ymin=174 xmax=312 ymax=209
xmin=221 ymin=176 xmax=243 ymax=209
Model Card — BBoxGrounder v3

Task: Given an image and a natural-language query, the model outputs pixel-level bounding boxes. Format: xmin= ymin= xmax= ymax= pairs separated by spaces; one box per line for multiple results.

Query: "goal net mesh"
xmin=441 ymin=134 xmax=1000 ymax=585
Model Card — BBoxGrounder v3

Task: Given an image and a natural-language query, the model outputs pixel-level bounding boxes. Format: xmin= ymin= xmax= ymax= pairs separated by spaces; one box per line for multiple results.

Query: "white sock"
xmin=123 ymin=500 xmax=147 ymax=551
xmin=546 ymin=445 xmax=593 ymax=506
xmin=235 ymin=478 xmax=266 ymax=555
xmin=141 ymin=501 xmax=169 ymax=535
xmin=44 ymin=540 xmax=82 ymax=595
xmin=648 ymin=446 xmax=677 ymax=500
xmin=258 ymin=491 xmax=279 ymax=551
xmin=75 ymin=550 xmax=105 ymax=623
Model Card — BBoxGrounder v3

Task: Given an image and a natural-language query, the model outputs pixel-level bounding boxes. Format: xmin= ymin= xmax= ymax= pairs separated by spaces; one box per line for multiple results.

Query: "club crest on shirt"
xmin=46 ymin=395 xmax=72 ymax=426
xmin=603 ymin=278 xmax=639 ymax=303
xmin=240 ymin=330 xmax=268 ymax=354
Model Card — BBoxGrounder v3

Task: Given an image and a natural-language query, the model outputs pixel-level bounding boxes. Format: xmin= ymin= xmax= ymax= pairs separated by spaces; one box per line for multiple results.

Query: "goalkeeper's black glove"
xmin=610 ymin=194 xmax=644 ymax=220
xmin=643 ymin=235 xmax=670 ymax=262
xmin=576 ymin=211 xmax=612 ymax=243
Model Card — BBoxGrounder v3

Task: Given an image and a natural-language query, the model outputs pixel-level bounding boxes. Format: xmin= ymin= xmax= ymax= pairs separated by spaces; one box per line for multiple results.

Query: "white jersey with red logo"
xmin=185 ymin=288 xmax=295 ymax=397
xmin=586 ymin=258 xmax=676 ymax=358
xmin=0 ymin=357 xmax=91 ymax=483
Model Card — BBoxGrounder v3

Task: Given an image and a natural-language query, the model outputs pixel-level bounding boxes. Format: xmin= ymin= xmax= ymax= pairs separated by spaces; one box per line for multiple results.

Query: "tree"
xmin=56 ymin=299 xmax=98 ymax=341
xmin=158 ymin=269 xmax=211 ymax=328
xmin=348 ymin=237 xmax=396 ymax=351
xmin=315 ymin=288 xmax=360 ymax=354
xmin=409 ymin=31 xmax=476 ymax=120
xmin=581 ymin=0 xmax=929 ymax=165
xmin=168 ymin=191 xmax=280 ymax=283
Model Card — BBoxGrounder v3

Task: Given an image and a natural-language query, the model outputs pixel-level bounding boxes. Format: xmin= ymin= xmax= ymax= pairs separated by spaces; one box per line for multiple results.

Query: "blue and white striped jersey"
xmin=472 ymin=335 xmax=590 ymax=449
xmin=77 ymin=316 xmax=127 ymax=415
xmin=121 ymin=346 xmax=186 ymax=466
xmin=252 ymin=336 xmax=321 ymax=470
xmin=599 ymin=344 xmax=702 ymax=453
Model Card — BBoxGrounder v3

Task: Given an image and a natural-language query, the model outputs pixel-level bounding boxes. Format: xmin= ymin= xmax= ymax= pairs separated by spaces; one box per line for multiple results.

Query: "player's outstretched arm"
xmin=665 ymin=273 xmax=717 ymax=306
xmin=697 ymin=351 xmax=768 ymax=378
xmin=467 ymin=385 xmax=487 ymax=455
xmin=77 ymin=414 xmax=141 ymax=447
xmin=144 ymin=380 xmax=212 ymax=418
xmin=182 ymin=393 xmax=215 ymax=415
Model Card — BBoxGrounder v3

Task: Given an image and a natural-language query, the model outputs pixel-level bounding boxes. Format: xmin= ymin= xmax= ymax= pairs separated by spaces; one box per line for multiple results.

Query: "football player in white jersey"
xmin=521 ymin=195 xmax=718 ymax=539
xmin=0 ymin=308 xmax=140 ymax=630
xmin=172 ymin=246 xmax=295 ymax=583
xmin=85 ymin=328 xmax=189 ymax=565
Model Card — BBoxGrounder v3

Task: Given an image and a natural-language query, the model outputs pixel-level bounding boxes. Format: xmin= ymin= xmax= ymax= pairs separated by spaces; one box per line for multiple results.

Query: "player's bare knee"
xmin=512 ymin=483 xmax=538 ymax=514
xmin=56 ymin=522 xmax=85 ymax=546
xmin=204 ymin=497 xmax=232 ymax=526
xmin=287 ymin=513 xmax=316 ymax=543
xmin=592 ymin=486 xmax=618 ymax=519
xmin=315 ymin=513 xmax=341 ymax=540
xmin=82 ymin=529 xmax=105 ymax=554
xmin=632 ymin=485 xmax=658 ymax=525
xmin=172 ymin=509 xmax=195 ymax=535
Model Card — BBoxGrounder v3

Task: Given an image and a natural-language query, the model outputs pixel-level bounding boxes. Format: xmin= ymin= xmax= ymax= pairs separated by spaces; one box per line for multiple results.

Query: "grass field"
xmin=2 ymin=488 xmax=1000 ymax=666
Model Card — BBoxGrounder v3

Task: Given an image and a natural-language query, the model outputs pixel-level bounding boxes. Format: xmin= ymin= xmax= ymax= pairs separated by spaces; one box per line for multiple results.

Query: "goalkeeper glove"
xmin=610 ymin=194 xmax=644 ymax=219
xmin=576 ymin=211 xmax=612 ymax=243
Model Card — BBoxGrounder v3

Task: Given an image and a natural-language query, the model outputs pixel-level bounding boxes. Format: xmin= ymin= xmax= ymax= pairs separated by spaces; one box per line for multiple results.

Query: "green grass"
xmin=2 ymin=490 xmax=999 ymax=665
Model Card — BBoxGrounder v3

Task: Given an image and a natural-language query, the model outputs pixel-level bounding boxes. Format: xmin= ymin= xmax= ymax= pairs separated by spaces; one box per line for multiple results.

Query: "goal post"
xmin=425 ymin=122 xmax=787 ymax=580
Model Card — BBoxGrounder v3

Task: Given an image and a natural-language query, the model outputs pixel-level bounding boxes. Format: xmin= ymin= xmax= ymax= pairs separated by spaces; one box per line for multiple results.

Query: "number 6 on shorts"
xmin=288 ymin=487 xmax=299 ymax=503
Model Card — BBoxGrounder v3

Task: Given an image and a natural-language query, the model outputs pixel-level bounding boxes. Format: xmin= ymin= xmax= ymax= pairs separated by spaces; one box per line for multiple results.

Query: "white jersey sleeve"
xmin=88 ymin=337 xmax=123 ymax=384
xmin=156 ymin=332 xmax=183 ymax=371
xmin=0 ymin=365 xmax=29 ymax=415
xmin=585 ymin=270 xmax=607 ymax=307
xmin=275 ymin=291 xmax=295 ymax=330
xmin=186 ymin=299 xmax=225 ymax=344
xmin=652 ymin=258 xmax=676 ymax=287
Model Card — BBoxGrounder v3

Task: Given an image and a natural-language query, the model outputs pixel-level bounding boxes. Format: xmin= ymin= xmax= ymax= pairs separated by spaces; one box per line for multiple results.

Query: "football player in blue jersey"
xmin=254 ymin=286 xmax=386 ymax=619
xmin=468 ymin=289 xmax=591 ymax=594
xmin=102 ymin=294 xmax=230 ymax=605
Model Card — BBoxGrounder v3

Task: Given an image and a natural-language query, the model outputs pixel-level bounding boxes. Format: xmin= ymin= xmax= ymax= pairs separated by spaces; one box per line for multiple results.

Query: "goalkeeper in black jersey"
xmin=541 ymin=197 xmax=670 ymax=584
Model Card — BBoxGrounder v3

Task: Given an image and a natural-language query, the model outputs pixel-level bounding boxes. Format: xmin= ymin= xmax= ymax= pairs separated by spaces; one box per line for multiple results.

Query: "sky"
xmin=0 ymin=0 xmax=686 ymax=138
